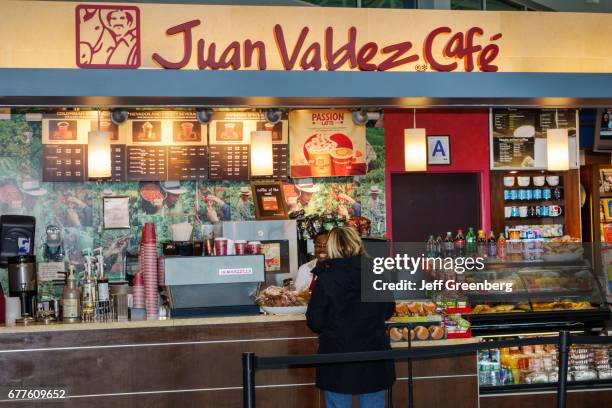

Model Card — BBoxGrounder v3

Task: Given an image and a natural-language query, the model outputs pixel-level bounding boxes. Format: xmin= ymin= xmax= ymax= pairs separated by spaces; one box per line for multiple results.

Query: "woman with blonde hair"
xmin=306 ymin=227 xmax=396 ymax=408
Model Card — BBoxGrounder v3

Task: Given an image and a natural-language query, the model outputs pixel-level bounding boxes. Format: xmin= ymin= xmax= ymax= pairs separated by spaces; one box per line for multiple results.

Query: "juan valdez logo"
xmin=76 ymin=4 xmax=141 ymax=69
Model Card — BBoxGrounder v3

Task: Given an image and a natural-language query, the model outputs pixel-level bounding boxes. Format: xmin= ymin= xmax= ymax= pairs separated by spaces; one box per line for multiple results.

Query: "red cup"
xmin=141 ymin=222 xmax=157 ymax=244
xmin=330 ymin=147 xmax=355 ymax=176
xmin=247 ymin=241 xmax=262 ymax=255
xmin=133 ymin=272 xmax=145 ymax=286
xmin=234 ymin=240 xmax=247 ymax=255
xmin=215 ymin=238 xmax=228 ymax=256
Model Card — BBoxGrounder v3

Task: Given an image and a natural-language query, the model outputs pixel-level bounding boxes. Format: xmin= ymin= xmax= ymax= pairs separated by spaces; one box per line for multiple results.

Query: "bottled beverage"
xmin=476 ymin=229 xmax=487 ymax=258
xmin=454 ymin=229 xmax=465 ymax=257
xmin=62 ymin=265 xmax=81 ymax=323
xmin=466 ymin=227 xmax=476 ymax=256
xmin=435 ymin=235 xmax=443 ymax=257
xmin=487 ymin=231 xmax=497 ymax=258
xmin=497 ymin=233 xmax=507 ymax=260
xmin=443 ymin=232 xmax=454 ymax=257
xmin=426 ymin=235 xmax=437 ymax=257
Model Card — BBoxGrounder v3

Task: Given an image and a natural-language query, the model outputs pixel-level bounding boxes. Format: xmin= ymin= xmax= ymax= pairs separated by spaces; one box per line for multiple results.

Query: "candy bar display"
xmin=478 ymin=342 xmax=612 ymax=387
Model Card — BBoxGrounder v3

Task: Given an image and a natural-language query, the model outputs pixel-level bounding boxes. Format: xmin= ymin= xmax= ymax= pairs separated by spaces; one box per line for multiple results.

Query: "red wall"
xmin=384 ymin=109 xmax=491 ymax=239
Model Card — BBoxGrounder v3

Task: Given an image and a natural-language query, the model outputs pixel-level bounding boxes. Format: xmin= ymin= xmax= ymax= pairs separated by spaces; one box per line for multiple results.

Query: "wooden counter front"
xmin=0 ymin=317 xmax=478 ymax=407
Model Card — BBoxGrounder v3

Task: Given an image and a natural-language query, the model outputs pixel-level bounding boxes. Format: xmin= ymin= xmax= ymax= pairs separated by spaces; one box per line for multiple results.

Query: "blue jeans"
xmin=324 ymin=390 xmax=386 ymax=408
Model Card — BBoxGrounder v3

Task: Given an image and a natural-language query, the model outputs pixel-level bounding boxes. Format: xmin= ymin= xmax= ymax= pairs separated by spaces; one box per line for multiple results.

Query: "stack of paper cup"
xmin=157 ymin=256 xmax=165 ymax=288
xmin=132 ymin=272 xmax=145 ymax=310
xmin=141 ymin=223 xmax=159 ymax=320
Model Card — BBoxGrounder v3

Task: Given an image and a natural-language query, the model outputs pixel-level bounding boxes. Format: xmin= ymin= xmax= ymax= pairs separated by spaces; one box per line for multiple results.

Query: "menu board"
xmin=122 ymin=110 xmax=208 ymax=181
xmin=209 ymin=144 xmax=250 ymax=180
xmin=167 ymin=145 xmax=209 ymax=180
xmin=42 ymin=144 xmax=87 ymax=182
xmin=127 ymin=146 xmax=167 ymax=181
xmin=491 ymin=108 xmax=578 ymax=170
xmin=289 ymin=109 xmax=366 ymax=178
xmin=209 ymin=112 xmax=289 ymax=180
xmin=42 ymin=111 xmax=92 ymax=182
xmin=110 ymin=145 xmax=127 ymax=182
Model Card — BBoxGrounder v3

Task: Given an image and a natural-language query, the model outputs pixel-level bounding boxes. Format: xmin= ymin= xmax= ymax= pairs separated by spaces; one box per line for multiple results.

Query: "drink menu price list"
xmin=111 ymin=145 xmax=127 ymax=182
xmin=209 ymin=144 xmax=250 ymax=180
xmin=538 ymin=109 xmax=577 ymax=137
xmin=492 ymin=109 xmax=536 ymax=168
xmin=127 ymin=146 xmax=168 ymax=181
xmin=167 ymin=146 xmax=209 ymax=180
xmin=42 ymin=144 xmax=87 ymax=182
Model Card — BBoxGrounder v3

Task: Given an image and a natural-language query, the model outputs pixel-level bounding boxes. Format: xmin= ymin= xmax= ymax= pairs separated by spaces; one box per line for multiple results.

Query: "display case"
xmin=462 ymin=261 xmax=609 ymax=335
xmin=478 ymin=333 xmax=612 ymax=396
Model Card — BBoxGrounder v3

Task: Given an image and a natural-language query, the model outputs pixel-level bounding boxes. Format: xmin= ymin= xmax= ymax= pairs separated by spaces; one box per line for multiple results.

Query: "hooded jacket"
xmin=306 ymin=255 xmax=396 ymax=394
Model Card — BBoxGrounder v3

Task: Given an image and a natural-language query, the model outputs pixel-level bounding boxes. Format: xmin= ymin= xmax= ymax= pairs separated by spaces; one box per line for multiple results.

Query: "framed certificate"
xmin=103 ymin=196 xmax=131 ymax=229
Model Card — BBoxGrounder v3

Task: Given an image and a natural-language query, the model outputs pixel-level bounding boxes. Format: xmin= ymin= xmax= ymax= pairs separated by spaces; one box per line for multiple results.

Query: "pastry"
xmin=472 ymin=304 xmax=492 ymax=314
xmin=422 ymin=302 xmax=437 ymax=314
xmin=492 ymin=304 xmax=515 ymax=312
xmin=415 ymin=326 xmax=430 ymax=340
xmin=406 ymin=302 xmax=421 ymax=314
xmin=430 ymin=326 xmax=445 ymax=340
xmin=389 ymin=327 xmax=403 ymax=341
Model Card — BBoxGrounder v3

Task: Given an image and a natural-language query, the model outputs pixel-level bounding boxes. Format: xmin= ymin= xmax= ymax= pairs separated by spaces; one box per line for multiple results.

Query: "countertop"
xmin=0 ymin=313 xmax=307 ymax=334
xmin=0 ymin=314 xmax=482 ymax=349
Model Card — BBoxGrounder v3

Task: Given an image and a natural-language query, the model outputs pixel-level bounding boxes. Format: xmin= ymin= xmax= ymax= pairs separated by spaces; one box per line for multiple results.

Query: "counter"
xmin=0 ymin=315 xmax=479 ymax=408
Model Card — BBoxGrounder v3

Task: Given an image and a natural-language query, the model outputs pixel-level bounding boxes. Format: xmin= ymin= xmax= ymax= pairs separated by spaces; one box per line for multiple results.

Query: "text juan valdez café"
xmin=151 ymin=20 xmax=503 ymax=72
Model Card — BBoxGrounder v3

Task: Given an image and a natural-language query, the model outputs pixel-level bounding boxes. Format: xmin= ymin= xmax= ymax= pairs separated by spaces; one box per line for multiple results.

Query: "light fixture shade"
xmin=250 ymin=130 xmax=274 ymax=176
xmin=88 ymin=131 xmax=112 ymax=178
xmin=546 ymin=128 xmax=570 ymax=171
xmin=404 ymin=128 xmax=427 ymax=172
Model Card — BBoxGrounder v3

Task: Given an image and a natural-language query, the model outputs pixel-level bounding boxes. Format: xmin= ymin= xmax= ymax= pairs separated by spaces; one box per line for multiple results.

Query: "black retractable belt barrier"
xmin=557 ymin=331 xmax=570 ymax=408
xmin=242 ymin=334 xmax=612 ymax=408
xmin=242 ymin=352 xmax=256 ymax=408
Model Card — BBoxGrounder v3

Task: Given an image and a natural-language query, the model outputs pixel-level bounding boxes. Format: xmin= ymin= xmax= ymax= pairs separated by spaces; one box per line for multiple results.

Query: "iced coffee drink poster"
xmin=289 ymin=109 xmax=366 ymax=178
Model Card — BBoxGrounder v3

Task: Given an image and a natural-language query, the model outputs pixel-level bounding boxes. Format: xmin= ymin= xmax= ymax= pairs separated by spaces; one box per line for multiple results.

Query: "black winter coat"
xmin=305 ymin=256 xmax=396 ymax=394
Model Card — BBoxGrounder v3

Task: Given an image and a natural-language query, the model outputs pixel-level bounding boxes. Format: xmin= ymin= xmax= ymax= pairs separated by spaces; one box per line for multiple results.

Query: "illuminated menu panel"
xmin=167 ymin=146 xmax=209 ymax=180
xmin=126 ymin=146 xmax=168 ymax=181
xmin=208 ymin=144 xmax=250 ymax=180
xmin=42 ymin=145 xmax=87 ymax=182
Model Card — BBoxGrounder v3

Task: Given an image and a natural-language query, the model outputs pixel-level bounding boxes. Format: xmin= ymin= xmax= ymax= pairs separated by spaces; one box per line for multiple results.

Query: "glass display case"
xmin=461 ymin=261 xmax=609 ymax=335
xmin=478 ymin=334 xmax=612 ymax=394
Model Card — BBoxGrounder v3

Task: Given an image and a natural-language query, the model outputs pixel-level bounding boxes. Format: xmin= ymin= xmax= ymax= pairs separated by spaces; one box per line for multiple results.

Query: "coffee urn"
xmin=7 ymin=255 xmax=37 ymax=324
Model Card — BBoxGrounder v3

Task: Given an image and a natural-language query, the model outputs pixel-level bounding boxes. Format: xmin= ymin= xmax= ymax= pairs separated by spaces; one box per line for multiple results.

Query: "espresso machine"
xmin=164 ymin=254 xmax=264 ymax=317
xmin=7 ymin=255 xmax=37 ymax=324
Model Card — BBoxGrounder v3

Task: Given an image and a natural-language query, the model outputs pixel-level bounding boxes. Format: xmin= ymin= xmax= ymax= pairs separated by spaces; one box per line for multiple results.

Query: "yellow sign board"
xmin=0 ymin=1 xmax=610 ymax=73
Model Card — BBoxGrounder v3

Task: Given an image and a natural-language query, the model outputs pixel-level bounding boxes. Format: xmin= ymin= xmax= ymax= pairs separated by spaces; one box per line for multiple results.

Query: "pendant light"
xmin=546 ymin=109 xmax=570 ymax=171
xmin=88 ymin=112 xmax=112 ymax=179
xmin=250 ymin=130 xmax=274 ymax=176
xmin=404 ymin=109 xmax=427 ymax=172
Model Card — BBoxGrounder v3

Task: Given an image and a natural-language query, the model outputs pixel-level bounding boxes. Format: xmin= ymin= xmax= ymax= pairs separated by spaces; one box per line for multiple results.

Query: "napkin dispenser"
xmin=164 ymin=254 xmax=264 ymax=317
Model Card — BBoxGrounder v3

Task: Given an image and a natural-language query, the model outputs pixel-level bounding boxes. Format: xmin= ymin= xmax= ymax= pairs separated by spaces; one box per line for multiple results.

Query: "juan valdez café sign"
xmin=149 ymin=21 xmax=502 ymax=72
xmin=75 ymin=4 xmax=501 ymax=72
xmin=4 ymin=1 xmax=612 ymax=73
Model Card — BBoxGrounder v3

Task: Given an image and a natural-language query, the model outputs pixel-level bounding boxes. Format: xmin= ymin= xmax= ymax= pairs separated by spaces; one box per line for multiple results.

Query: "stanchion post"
xmin=242 ymin=352 xmax=256 ymax=408
xmin=407 ymin=331 xmax=414 ymax=408
xmin=557 ymin=331 xmax=570 ymax=408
